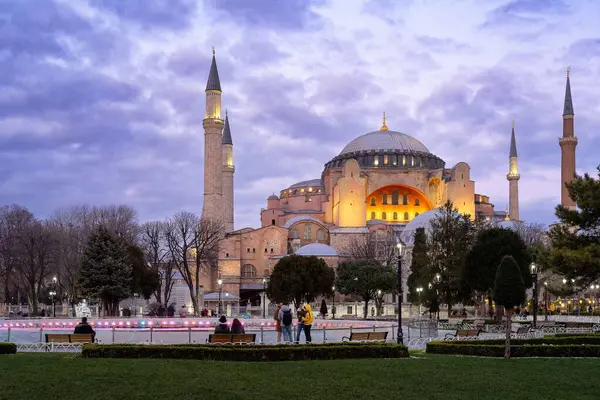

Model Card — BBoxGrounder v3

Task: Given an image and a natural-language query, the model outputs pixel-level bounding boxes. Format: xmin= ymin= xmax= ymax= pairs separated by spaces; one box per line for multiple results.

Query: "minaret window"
xmin=370 ymin=197 xmax=376 ymax=206
xmin=370 ymin=211 xmax=376 ymax=220
xmin=403 ymin=194 xmax=408 ymax=205
xmin=403 ymin=212 xmax=409 ymax=221
xmin=393 ymin=212 xmax=398 ymax=220
xmin=271 ymin=219 xmax=276 ymax=225
xmin=392 ymin=190 xmax=399 ymax=205
xmin=382 ymin=194 xmax=388 ymax=205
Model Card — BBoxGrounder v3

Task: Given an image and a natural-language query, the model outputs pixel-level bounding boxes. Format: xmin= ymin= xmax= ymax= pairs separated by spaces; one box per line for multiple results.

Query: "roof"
xmin=267 ymin=193 xmax=279 ymax=200
xmin=340 ymin=130 xmax=430 ymax=155
xmin=295 ymin=243 xmax=338 ymax=257
xmin=563 ymin=69 xmax=574 ymax=116
xmin=288 ymin=179 xmax=323 ymax=189
xmin=203 ymin=292 xmax=240 ymax=301
xmin=205 ymin=52 xmax=222 ymax=92
xmin=222 ymin=112 xmax=232 ymax=144
xmin=283 ymin=215 xmax=324 ymax=229
xmin=509 ymin=123 xmax=518 ymax=158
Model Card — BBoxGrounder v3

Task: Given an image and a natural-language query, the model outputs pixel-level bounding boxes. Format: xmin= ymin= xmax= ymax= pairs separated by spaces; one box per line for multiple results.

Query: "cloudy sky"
xmin=1 ymin=0 xmax=599 ymax=229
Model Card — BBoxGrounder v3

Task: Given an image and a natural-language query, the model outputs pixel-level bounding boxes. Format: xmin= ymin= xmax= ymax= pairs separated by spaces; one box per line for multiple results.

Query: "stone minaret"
xmin=222 ymin=111 xmax=235 ymax=232
xmin=559 ymin=66 xmax=578 ymax=209
xmin=202 ymin=49 xmax=224 ymax=221
xmin=507 ymin=121 xmax=520 ymax=221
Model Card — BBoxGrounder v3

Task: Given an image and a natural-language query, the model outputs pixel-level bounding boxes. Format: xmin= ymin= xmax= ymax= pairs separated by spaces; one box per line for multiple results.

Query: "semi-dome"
xmin=295 ymin=243 xmax=338 ymax=257
xmin=340 ymin=130 xmax=430 ymax=155
xmin=399 ymin=209 xmax=443 ymax=247
xmin=288 ymin=179 xmax=323 ymax=189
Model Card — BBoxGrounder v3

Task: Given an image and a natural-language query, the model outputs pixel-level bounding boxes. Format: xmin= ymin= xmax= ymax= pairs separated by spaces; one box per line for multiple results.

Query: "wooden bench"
xmin=207 ymin=334 xmax=256 ymax=344
xmin=513 ymin=325 xmax=531 ymax=335
xmin=342 ymin=331 xmax=388 ymax=342
xmin=45 ymin=334 xmax=94 ymax=343
xmin=445 ymin=329 xmax=480 ymax=339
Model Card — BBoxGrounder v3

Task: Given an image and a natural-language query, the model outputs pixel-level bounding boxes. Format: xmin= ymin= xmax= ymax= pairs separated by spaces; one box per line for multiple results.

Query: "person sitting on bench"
xmin=74 ymin=317 xmax=96 ymax=341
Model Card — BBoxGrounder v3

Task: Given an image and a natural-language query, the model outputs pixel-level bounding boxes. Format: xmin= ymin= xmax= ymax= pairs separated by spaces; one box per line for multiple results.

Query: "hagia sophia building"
xmin=193 ymin=51 xmax=577 ymax=315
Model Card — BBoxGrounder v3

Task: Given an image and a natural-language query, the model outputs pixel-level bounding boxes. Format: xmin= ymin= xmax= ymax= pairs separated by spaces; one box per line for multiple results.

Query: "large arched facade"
xmin=367 ymin=184 xmax=433 ymax=223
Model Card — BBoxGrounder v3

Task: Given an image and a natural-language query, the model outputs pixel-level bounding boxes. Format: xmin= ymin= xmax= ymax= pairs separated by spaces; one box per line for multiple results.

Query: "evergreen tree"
xmin=127 ymin=243 xmax=159 ymax=300
xmin=335 ymin=259 xmax=397 ymax=319
xmin=80 ymin=226 xmax=132 ymax=316
xmin=320 ymin=299 xmax=328 ymax=317
xmin=493 ymin=255 xmax=526 ymax=359
xmin=407 ymin=227 xmax=429 ymax=303
xmin=428 ymin=201 xmax=475 ymax=317
xmin=549 ymin=167 xmax=600 ymax=287
xmin=266 ymin=255 xmax=334 ymax=308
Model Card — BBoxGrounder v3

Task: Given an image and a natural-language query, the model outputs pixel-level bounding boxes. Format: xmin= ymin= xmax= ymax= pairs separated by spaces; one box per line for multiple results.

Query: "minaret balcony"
xmin=506 ymin=172 xmax=520 ymax=180
xmin=559 ymin=136 xmax=578 ymax=146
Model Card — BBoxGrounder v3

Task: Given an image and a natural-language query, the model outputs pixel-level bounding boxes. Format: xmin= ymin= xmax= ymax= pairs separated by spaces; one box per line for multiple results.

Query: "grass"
xmin=2 ymin=353 xmax=600 ymax=400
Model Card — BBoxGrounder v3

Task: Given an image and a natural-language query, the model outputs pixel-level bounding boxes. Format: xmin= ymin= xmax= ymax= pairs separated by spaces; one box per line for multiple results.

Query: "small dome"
xmin=399 ymin=209 xmax=444 ymax=247
xmin=295 ymin=243 xmax=338 ymax=257
xmin=340 ymin=130 xmax=430 ymax=155
xmin=496 ymin=220 xmax=519 ymax=230
xmin=268 ymin=194 xmax=279 ymax=200
xmin=288 ymin=179 xmax=323 ymax=189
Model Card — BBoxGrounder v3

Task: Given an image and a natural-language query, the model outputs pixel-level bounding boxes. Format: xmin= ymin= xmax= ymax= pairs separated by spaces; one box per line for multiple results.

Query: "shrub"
xmin=0 ymin=343 xmax=17 ymax=355
xmin=82 ymin=342 xmax=409 ymax=361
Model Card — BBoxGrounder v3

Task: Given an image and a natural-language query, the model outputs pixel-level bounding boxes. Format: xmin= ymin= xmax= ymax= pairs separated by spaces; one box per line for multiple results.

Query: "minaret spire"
xmin=507 ymin=121 xmax=520 ymax=221
xmin=380 ymin=111 xmax=388 ymax=131
xmin=559 ymin=66 xmax=578 ymax=209
xmin=222 ymin=110 xmax=233 ymax=145
xmin=206 ymin=47 xmax=222 ymax=92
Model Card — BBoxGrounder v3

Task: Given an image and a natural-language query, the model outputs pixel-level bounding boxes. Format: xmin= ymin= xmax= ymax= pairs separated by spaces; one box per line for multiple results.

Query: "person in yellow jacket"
xmin=301 ymin=304 xmax=314 ymax=343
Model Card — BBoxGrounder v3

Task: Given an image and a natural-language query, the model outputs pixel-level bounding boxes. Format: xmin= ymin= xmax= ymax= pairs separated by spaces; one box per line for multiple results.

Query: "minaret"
xmin=506 ymin=121 xmax=520 ymax=220
xmin=202 ymin=48 xmax=224 ymax=221
xmin=559 ymin=66 xmax=578 ymax=209
xmin=222 ymin=111 xmax=235 ymax=232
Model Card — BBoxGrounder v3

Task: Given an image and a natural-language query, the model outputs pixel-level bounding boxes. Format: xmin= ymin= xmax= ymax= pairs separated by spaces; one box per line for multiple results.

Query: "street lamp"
xmin=262 ymin=278 xmax=267 ymax=318
xmin=396 ymin=239 xmax=405 ymax=345
xmin=416 ymin=287 xmax=423 ymax=317
xmin=332 ymin=286 xmax=336 ymax=320
xmin=217 ymin=278 xmax=223 ymax=315
xmin=433 ymin=273 xmax=441 ymax=320
xmin=544 ymin=281 xmax=548 ymax=321
xmin=530 ymin=263 xmax=538 ymax=329
xmin=49 ymin=291 xmax=56 ymax=317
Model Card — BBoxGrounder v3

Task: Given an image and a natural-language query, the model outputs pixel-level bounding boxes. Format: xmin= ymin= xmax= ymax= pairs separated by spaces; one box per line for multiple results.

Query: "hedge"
xmin=443 ymin=335 xmax=600 ymax=346
xmin=82 ymin=342 xmax=409 ymax=361
xmin=427 ymin=342 xmax=600 ymax=357
xmin=0 ymin=343 xmax=17 ymax=355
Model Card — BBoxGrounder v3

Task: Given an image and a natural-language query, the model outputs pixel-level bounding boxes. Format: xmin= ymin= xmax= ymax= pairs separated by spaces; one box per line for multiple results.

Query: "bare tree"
xmin=89 ymin=205 xmax=139 ymax=243
xmin=165 ymin=212 xmax=222 ymax=316
xmin=140 ymin=221 xmax=174 ymax=305
xmin=344 ymin=228 xmax=399 ymax=266
xmin=514 ymin=222 xmax=546 ymax=248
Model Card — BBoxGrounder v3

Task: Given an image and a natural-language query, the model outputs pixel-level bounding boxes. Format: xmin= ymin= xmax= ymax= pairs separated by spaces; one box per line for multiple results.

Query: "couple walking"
xmin=275 ymin=303 xmax=313 ymax=343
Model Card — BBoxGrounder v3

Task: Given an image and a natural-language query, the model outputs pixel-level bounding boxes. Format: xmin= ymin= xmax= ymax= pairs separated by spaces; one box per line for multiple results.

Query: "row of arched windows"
xmin=289 ymin=225 xmax=326 ymax=241
xmin=370 ymin=211 xmax=420 ymax=221
xmin=370 ymin=191 xmax=420 ymax=207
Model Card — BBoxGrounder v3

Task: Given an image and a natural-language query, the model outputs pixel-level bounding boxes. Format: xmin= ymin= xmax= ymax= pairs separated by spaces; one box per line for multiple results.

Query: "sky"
xmin=1 ymin=0 xmax=599 ymax=229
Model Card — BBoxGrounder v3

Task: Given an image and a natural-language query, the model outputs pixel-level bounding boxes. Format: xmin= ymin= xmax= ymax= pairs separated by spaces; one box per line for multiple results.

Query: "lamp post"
xmin=396 ymin=239 xmax=405 ymax=345
xmin=416 ymin=287 xmax=423 ymax=317
xmin=433 ymin=273 xmax=441 ymax=320
xmin=543 ymin=281 xmax=548 ymax=321
xmin=530 ymin=263 xmax=538 ymax=329
xmin=332 ymin=286 xmax=336 ymax=320
xmin=217 ymin=278 xmax=223 ymax=316
xmin=262 ymin=278 xmax=267 ymax=318
xmin=51 ymin=276 xmax=58 ymax=317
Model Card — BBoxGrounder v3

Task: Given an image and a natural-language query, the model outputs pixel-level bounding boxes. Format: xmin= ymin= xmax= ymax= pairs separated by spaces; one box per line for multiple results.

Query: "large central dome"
xmin=340 ymin=130 xmax=430 ymax=156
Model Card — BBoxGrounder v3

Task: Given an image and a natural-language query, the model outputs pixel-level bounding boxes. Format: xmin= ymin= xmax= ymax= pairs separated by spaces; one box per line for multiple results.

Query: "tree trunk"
xmin=363 ymin=299 xmax=369 ymax=319
xmin=504 ymin=308 xmax=512 ymax=359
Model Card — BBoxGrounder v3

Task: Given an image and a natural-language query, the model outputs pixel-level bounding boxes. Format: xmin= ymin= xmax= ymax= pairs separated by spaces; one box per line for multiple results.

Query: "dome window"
xmin=382 ymin=212 xmax=387 ymax=220
xmin=404 ymin=212 xmax=409 ymax=221
xmin=370 ymin=197 xmax=376 ymax=206
xmin=370 ymin=211 xmax=376 ymax=220
xmin=383 ymin=155 xmax=389 ymax=165
xmin=393 ymin=212 xmax=398 ymax=220
xmin=415 ymin=198 xmax=420 ymax=206
xmin=382 ymin=194 xmax=388 ymax=205
xmin=373 ymin=156 xmax=379 ymax=166
xmin=392 ymin=190 xmax=399 ymax=205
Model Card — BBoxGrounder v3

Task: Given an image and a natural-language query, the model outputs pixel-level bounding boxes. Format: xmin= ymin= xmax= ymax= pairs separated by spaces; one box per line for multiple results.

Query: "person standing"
xmin=274 ymin=303 xmax=282 ymax=343
xmin=295 ymin=306 xmax=306 ymax=344
xmin=179 ymin=305 xmax=188 ymax=318
xmin=302 ymin=304 xmax=314 ymax=343
xmin=279 ymin=304 xmax=294 ymax=343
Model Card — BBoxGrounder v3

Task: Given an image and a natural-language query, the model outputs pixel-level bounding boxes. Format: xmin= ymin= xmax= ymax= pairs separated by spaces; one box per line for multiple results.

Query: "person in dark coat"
xmin=231 ymin=318 xmax=245 ymax=334
xmin=214 ymin=315 xmax=230 ymax=333
xmin=73 ymin=317 xmax=96 ymax=342
xmin=167 ymin=304 xmax=175 ymax=317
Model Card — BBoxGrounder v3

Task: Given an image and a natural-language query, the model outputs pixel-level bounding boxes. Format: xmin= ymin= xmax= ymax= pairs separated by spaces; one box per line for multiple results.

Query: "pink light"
xmin=184 ymin=321 xmax=189 ymax=326
xmin=148 ymin=321 xmax=154 ymax=326
xmin=191 ymin=321 xmax=197 ymax=325
xmin=118 ymin=321 xmax=123 ymax=326
xmin=28 ymin=323 xmax=33 ymax=327
xmin=126 ymin=321 xmax=131 ymax=326
xmin=104 ymin=322 xmax=109 ymax=326
xmin=111 ymin=322 xmax=116 ymax=326
xmin=48 ymin=322 xmax=53 ymax=326
xmin=169 ymin=321 xmax=175 ymax=325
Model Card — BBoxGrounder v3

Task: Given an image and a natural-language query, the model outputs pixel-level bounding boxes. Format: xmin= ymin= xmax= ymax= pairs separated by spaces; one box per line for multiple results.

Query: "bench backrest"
xmin=45 ymin=334 xmax=72 ymax=343
xmin=456 ymin=329 xmax=479 ymax=337
xmin=230 ymin=334 xmax=256 ymax=343
xmin=70 ymin=334 xmax=94 ymax=343
xmin=209 ymin=334 xmax=234 ymax=343
xmin=515 ymin=326 xmax=530 ymax=334
xmin=45 ymin=333 xmax=94 ymax=343
xmin=349 ymin=332 xmax=371 ymax=341
xmin=367 ymin=332 xmax=388 ymax=341
xmin=208 ymin=334 xmax=256 ymax=343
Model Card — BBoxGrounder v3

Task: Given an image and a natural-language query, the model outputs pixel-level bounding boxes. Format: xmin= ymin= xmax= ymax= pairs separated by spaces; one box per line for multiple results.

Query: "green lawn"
xmin=1 ymin=353 xmax=600 ymax=400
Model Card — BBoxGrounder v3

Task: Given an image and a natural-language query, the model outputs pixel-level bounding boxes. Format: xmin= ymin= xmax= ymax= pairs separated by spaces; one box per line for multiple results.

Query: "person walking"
xmin=274 ymin=303 xmax=282 ymax=343
xmin=302 ymin=304 xmax=314 ymax=343
xmin=295 ymin=306 xmax=306 ymax=344
xmin=279 ymin=304 xmax=294 ymax=343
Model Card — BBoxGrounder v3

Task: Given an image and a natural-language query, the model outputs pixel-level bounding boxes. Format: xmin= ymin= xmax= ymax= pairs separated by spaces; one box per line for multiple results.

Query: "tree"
xmin=266 ymin=254 xmax=334 ymax=308
xmin=320 ymin=299 xmax=328 ymax=317
xmin=335 ymin=259 xmax=397 ymax=319
xmin=427 ymin=201 xmax=475 ymax=316
xmin=548 ymin=166 xmax=600 ymax=288
xmin=493 ymin=255 xmax=526 ymax=359
xmin=345 ymin=228 xmax=398 ymax=266
xmin=79 ymin=226 xmax=132 ymax=316
xmin=464 ymin=227 xmax=532 ymax=316
xmin=165 ymin=212 xmax=222 ymax=316
xmin=140 ymin=221 xmax=174 ymax=305
xmin=126 ymin=243 xmax=159 ymax=300
xmin=407 ymin=227 xmax=430 ymax=303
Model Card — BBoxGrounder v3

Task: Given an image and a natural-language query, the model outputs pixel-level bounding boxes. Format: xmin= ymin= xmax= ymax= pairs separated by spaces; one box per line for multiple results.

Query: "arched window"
xmin=370 ymin=211 xmax=376 ymax=220
xmin=383 ymin=154 xmax=389 ymax=165
xmin=393 ymin=212 xmax=398 ymax=220
xmin=382 ymin=194 xmax=388 ymax=205
xmin=370 ymin=197 xmax=376 ymax=206
xmin=304 ymin=224 xmax=312 ymax=240
xmin=392 ymin=190 xmax=399 ymax=205
xmin=247 ymin=248 xmax=250 ymax=253
xmin=241 ymin=264 xmax=257 ymax=278
xmin=264 ymin=248 xmax=267 ymax=253
xmin=402 ymin=155 xmax=407 ymax=166
xmin=316 ymin=230 xmax=325 ymax=241
xmin=403 ymin=212 xmax=409 ymax=221
xmin=271 ymin=219 xmax=276 ymax=225
xmin=270 ymin=248 xmax=274 ymax=253
xmin=289 ymin=229 xmax=299 ymax=239
xmin=252 ymin=248 xmax=256 ymax=253
xmin=415 ymin=198 xmax=420 ymax=206
xmin=403 ymin=194 xmax=408 ymax=205
xmin=382 ymin=212 xmax=387 ymax=220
